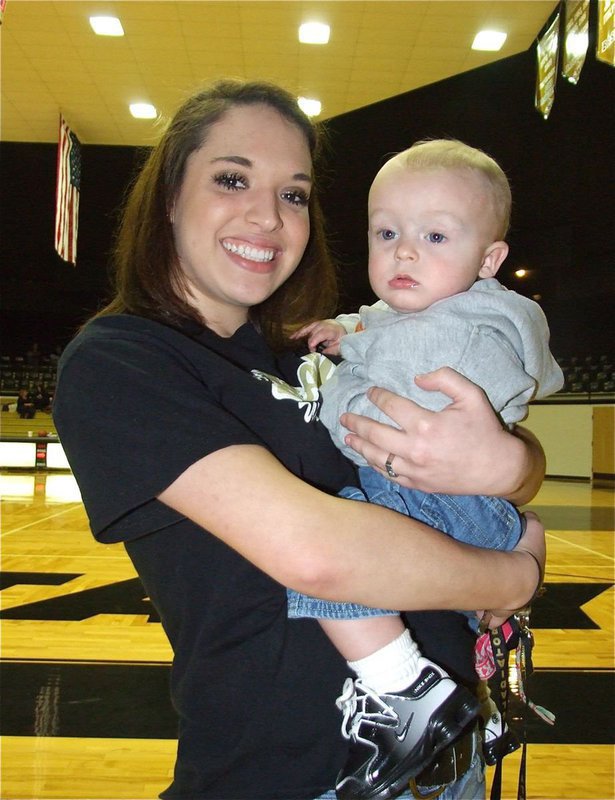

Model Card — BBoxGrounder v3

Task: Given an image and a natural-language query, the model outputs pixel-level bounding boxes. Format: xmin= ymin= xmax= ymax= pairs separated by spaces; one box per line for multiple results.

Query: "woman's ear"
xmin=478 ymin=241 xmax=509 ymax=278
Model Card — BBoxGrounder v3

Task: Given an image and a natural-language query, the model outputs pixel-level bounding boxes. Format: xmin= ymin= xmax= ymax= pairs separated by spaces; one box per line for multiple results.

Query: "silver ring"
xmin=385 ymin=453 xmax=398 ymax=479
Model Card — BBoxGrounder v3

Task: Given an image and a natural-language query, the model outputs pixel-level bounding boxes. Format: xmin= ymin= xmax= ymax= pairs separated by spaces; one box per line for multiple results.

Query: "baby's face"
xmin=367 ymin=164 xmax=506 ymax=313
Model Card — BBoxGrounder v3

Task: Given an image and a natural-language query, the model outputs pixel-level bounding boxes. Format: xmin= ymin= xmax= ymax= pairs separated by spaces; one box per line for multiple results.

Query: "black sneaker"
xmin=334 ymin=661 xmax=480 ymax=800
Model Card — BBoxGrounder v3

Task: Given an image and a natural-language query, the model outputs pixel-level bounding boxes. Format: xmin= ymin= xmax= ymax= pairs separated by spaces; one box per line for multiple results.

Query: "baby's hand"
xmin=291 ymin=320 xmax=347 ymax=356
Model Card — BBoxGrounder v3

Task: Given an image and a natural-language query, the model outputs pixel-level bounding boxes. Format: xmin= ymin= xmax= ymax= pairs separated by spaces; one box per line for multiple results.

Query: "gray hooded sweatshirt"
xmin=320 ymin=277 xmax=564 ymax=466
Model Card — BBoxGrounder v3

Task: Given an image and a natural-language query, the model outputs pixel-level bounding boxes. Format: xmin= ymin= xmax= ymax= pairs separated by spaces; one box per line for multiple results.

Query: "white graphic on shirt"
xmin=252 ymin=353 xmax=337 ymax=422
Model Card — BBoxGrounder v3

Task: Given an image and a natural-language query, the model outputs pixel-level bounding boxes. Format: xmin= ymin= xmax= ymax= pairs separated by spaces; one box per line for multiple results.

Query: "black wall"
xmin=1 ymin=18 xmax=613 ymax=358
xmin=1 ymin=143 xmax=147 ymax=353
xmin=319 ymin=46 xmax=614 ymax=358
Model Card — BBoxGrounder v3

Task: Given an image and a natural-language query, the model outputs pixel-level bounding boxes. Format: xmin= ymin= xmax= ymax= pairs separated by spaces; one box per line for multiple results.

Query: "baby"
xmin=291 ymin=139 xmax=563 ymax=800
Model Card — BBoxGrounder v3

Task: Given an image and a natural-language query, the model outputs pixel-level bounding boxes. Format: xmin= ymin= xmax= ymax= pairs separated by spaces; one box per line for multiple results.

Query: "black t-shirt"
xmin=53 ymin=314 xmax=476 ymax=799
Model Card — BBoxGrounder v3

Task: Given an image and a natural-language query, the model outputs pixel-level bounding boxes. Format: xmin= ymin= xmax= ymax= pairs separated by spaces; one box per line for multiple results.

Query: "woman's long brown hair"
xmin=96 ymin=80 xmax=338 ymax=351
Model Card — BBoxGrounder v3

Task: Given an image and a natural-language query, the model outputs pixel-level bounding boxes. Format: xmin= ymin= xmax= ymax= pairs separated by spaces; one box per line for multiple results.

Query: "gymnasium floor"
xmin=1 ymin=473 xmax=613 ymax=800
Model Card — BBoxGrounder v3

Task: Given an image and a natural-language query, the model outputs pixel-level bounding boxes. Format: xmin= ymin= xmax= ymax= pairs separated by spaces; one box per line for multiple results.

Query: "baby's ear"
xmin=478 ymin=241 xmax=509 ymax=278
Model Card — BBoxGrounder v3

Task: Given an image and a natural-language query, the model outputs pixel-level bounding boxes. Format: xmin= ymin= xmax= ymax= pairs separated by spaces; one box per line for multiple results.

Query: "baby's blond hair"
xmin=390 ymin=139 xmax=512 ymax=239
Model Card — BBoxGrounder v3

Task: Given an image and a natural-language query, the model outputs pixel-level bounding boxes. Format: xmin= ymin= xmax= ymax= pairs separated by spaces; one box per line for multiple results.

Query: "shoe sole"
xmin=362 ymin=685 xmax=480 ymax=800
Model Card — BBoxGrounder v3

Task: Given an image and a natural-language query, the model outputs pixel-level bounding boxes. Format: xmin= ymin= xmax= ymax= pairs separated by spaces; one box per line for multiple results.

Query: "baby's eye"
xmin=378 ymin=229 xmax=398 ymax=241
xmin=426 ymin=232 xmax=446 ymax=244
xmin=282 ymin=189 xmax=310 ymax=207
xmin=213 ymin=172 xmax=247 ymax=191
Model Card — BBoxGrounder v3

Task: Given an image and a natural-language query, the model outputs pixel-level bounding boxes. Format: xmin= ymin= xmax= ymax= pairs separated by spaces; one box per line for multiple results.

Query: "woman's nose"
xmin=245 ymin=191 xmax=283 ymax=231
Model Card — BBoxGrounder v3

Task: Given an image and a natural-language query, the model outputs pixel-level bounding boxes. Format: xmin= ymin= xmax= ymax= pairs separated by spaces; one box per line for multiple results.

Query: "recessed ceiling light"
xmin=298 ymin=97 xmax=322 ymax=117
xmin=298 ymin=22 xmax=330 ymax=45
xmin=129 ymin=103 xmax=157 ymax=120
xmin=89 ymin=16 xmax=124 ymax=37
xmin=472 ymin=30 xmax=507 ymax=52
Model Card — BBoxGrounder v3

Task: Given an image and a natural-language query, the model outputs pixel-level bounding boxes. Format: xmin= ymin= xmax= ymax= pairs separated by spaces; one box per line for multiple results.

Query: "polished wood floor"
xmin=1 ymin=473 xmax=613 ymax=800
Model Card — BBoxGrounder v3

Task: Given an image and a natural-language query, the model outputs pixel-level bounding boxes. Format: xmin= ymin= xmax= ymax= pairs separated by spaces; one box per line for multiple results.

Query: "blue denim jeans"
xmin=287 ymin=466 xmax=522 ymax=622
xmin=314 ymin=744 xmax=485 ymax=799
xmin=358 ymin=467 xmax=522 ymax=550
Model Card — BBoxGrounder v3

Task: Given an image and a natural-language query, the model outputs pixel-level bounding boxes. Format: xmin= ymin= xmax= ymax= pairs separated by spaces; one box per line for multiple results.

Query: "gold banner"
xmin=597 ymin=0 xmax=615 ymax=66
xmin=536 ymin=13 xmax=561 ymax=119
xmin=563 ymin=0 xmax=590 ymax=83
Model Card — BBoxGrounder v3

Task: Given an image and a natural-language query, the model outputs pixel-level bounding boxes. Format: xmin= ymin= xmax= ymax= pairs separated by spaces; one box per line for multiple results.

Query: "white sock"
xmin=347 ymin=629 xmax=423 ymax=694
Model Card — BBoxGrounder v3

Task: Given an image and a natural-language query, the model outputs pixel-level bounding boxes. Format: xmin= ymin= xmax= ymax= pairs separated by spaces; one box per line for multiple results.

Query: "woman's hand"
xmin=340 ymin=367 xmax=545 ymax=503
xmin=476 ymin=511 xmax=545 ymax=626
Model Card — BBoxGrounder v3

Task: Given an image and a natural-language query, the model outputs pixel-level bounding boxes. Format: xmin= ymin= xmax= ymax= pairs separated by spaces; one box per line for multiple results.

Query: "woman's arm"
xmin=339 ymin=367 xmax=545 ymax=505
xmin=159 ymin=443 xmax=543 ymax=614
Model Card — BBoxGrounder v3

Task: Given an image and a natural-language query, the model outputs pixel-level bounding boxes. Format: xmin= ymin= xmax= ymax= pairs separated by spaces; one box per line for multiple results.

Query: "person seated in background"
xmin=33 ymin=384 xmax=51 ymax=412
xmin=16 ymin=387 xmax=36 ymax=419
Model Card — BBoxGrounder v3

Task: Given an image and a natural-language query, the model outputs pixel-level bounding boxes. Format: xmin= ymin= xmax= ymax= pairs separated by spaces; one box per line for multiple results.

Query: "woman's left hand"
xmin=340 ymin=367 xmax=544 ymax=503
xmin=476 ymin=609 xmax=518 ymax=630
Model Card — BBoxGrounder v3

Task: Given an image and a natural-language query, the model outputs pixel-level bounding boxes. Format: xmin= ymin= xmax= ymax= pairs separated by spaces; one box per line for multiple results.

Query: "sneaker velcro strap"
xmin=412 ymin=725 xmax=476 ymax=791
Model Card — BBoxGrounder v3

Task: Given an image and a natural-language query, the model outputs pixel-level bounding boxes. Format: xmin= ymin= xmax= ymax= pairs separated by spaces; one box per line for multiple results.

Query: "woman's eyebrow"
xmin=211 ymin=154 xmax=312 ymax=184
xmin=211 ymin=155 xmax=252 ymax=167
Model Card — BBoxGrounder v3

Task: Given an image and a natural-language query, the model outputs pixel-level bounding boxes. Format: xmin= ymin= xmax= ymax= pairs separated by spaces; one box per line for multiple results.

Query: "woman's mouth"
xmin=222 ymin=240 xmax=276 ymax=263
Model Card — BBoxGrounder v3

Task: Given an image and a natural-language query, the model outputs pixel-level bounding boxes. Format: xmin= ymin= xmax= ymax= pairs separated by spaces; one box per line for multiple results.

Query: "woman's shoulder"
xmin=63 ymin=314 xmax=199 ymax=360
xmin=81 ymin=313 xmax=191 ymax=340
xmin=55 ymin=316 xmax=207 ymax=392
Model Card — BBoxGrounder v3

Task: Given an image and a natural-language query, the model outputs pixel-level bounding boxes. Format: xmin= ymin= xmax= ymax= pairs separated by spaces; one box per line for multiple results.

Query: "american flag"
xmin=54 ymin=116 xmax=81 ymax=264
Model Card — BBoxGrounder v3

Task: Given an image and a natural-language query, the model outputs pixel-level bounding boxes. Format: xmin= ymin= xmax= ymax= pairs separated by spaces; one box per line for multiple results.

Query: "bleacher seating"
xmin=0 ymin=353 xmax=57 ymax=396
xmin=0 ymin=409 xmax=55 ymax=438
xmin=553 ymin=354 xmax=615 ymax=398
xmin=0 ymin=351 xmax=613 ymax=414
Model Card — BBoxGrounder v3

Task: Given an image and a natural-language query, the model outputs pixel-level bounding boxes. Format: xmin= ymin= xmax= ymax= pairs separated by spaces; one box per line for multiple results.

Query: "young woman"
xmin=53 ymin=80 xmax=545 ymax=800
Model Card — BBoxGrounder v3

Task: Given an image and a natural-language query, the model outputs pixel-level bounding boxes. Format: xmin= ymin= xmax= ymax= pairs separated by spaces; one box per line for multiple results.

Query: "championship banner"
xmin=536 ymin=12 xmax=561 ymax=119
xmin=563 ymin=0 xmax=590 ymax=83
xmin=596 ymin=0 xmax=615 ymax=66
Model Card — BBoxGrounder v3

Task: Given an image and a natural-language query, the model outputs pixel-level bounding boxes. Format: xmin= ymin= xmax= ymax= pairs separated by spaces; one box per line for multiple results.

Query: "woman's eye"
xmin=427 ymin=232 xmax=446 ymax=243
xmin=282 ymin=189 xmax=310 ymax=207
xmin=213 ymin=172 xmax=247 ymax=191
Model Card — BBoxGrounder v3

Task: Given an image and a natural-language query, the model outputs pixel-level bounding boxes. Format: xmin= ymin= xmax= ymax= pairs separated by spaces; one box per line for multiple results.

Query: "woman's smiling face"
xmin=171 ymin=103 xmax=312 ymax=335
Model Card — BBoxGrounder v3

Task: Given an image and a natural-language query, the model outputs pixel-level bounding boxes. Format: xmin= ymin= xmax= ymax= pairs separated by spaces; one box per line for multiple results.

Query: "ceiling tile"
xmin=1 ymin=0 xmax=558 ymax=145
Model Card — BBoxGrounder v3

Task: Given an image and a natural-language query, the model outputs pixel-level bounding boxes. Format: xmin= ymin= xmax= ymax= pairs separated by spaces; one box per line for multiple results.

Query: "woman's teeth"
xmin=223 ymin=241 xmax=275 ymax=263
